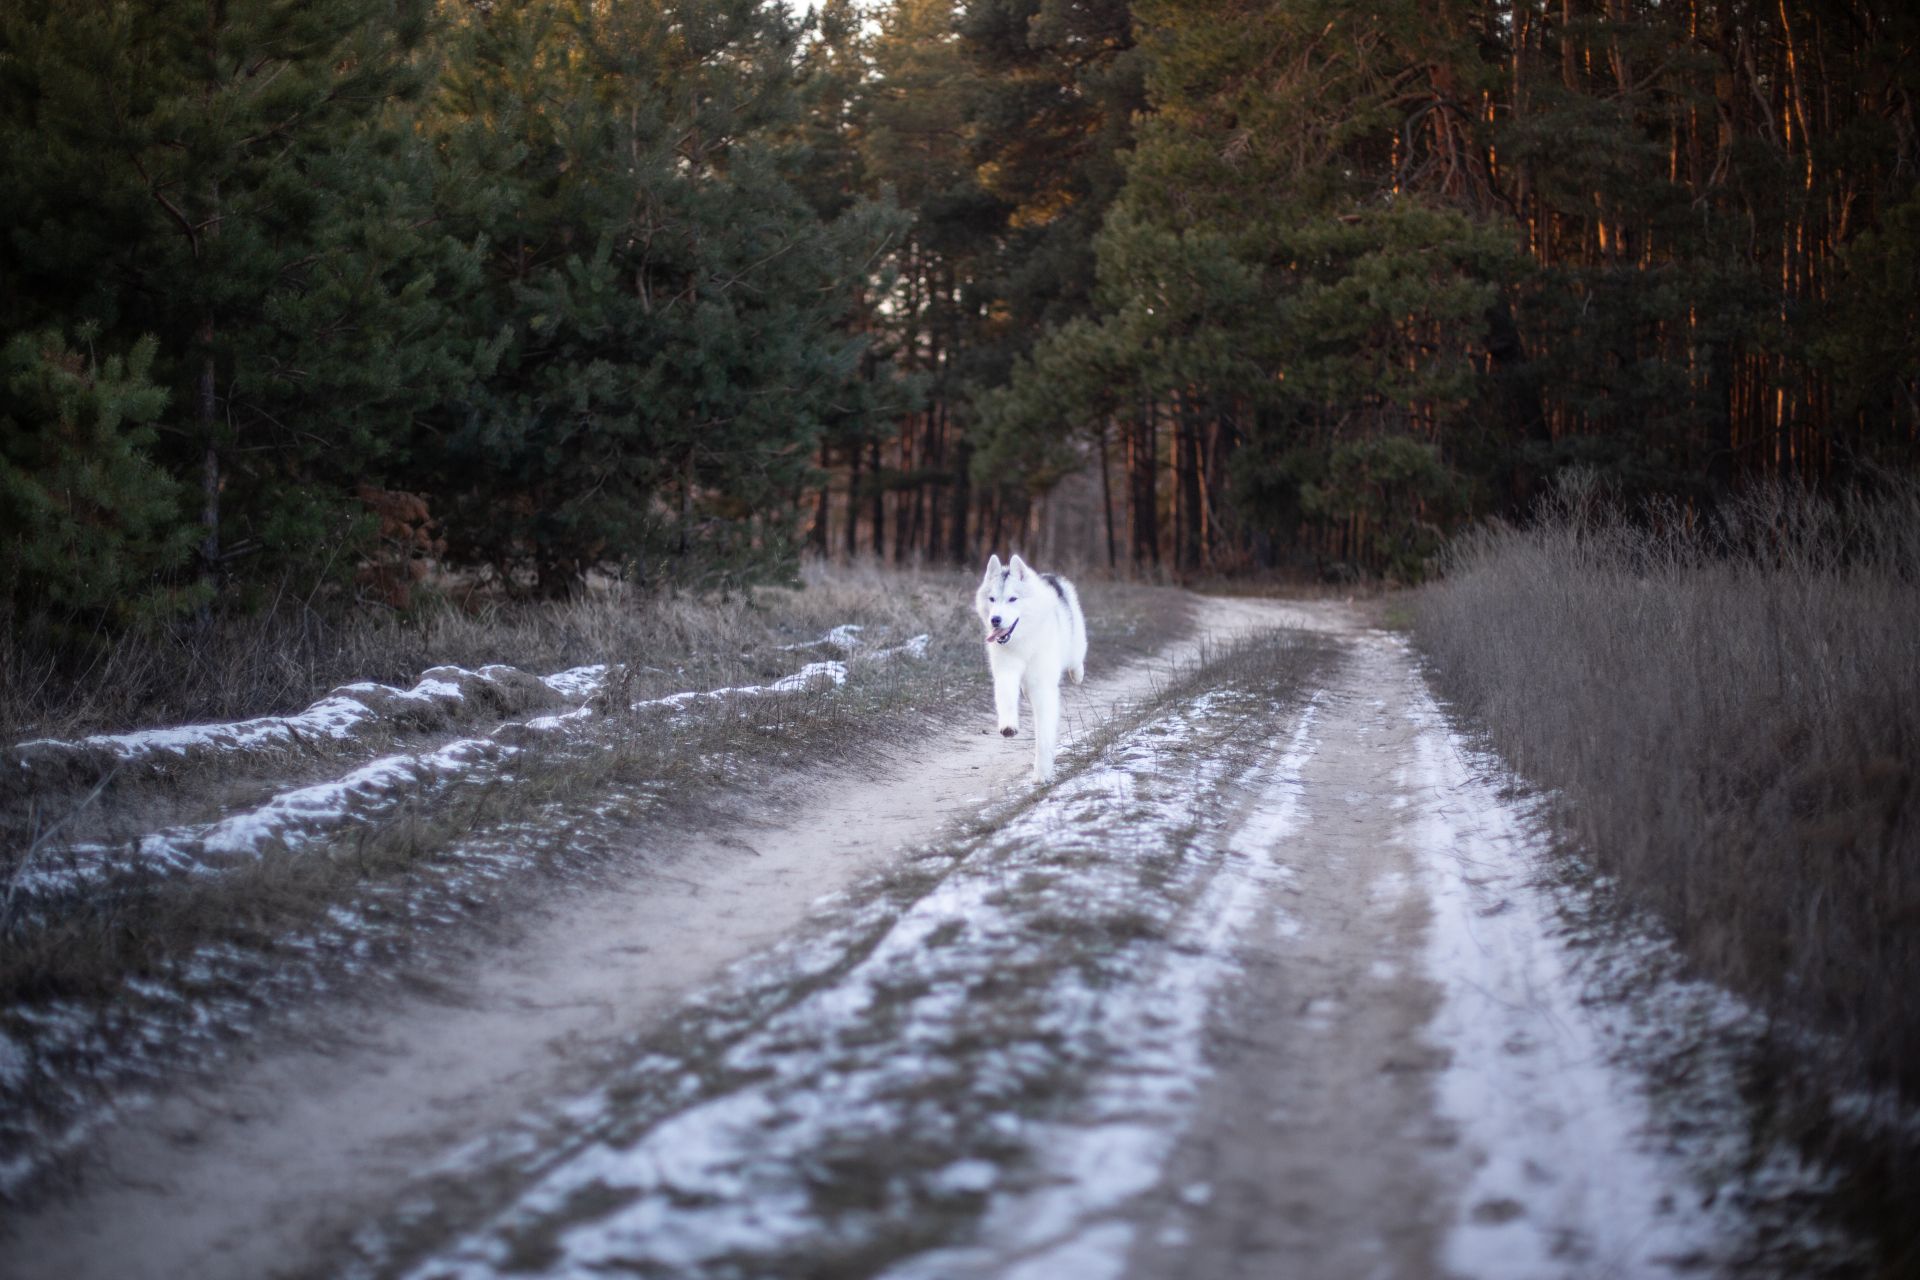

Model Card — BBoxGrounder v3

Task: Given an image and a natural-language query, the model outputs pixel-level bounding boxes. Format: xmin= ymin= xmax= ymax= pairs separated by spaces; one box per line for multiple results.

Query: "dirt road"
xmin=0 ymin=596 xmax=1293 ymax=1278
xmin=1 ymin=600 xmax=1837 ymax=1278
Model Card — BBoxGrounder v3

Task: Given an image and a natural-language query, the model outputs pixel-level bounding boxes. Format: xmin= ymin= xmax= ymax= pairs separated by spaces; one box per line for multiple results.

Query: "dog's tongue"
xmin=987 ymin=623 xmax=1012 ymax=644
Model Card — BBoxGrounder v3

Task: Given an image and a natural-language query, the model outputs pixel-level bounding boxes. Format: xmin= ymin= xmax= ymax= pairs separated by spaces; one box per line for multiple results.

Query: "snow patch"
xmin=15 ymin=636 xmax=920 ymax=904
xmin=538 ymin=664 xmax=610 ymax=701
xmin=884 ymin=701 xmax=1321 ymax=1279
xmin=1393 ymin=636 xmax=1734 ymax=1277
xmin=12 ymin=663 xmax=577 ymax=767
xmin=779 ymin=624 xmax=865 ymax=653
xmin=371 ymin=683 xmax=1317 ymax=1279
xmin=629 ymin=660 xmax=848 ymax=714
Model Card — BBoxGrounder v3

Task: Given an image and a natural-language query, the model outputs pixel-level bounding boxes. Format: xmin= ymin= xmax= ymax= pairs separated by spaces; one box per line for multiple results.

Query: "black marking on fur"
xmin=1042 ymin=573 xmax=1067 ymax=602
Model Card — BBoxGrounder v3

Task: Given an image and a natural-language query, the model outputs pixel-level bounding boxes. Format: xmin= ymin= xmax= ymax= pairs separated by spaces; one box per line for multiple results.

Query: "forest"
xmin=5 ymin=4 xmax=1920 ymax=1267
xmin=2 ymin=0 xmax=1917 ymax=624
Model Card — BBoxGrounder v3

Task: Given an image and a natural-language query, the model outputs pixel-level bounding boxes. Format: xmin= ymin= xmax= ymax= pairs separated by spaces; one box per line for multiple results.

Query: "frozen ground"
xmin=0 ymin=600 xmax=1870 ymax=1278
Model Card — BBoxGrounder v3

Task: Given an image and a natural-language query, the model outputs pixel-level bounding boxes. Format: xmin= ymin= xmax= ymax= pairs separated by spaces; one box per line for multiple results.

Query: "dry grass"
xmin=0 ymin=562 xmax=970 ymax=744
xmin=1415 ymin=482 xmax=1920 ymax=1103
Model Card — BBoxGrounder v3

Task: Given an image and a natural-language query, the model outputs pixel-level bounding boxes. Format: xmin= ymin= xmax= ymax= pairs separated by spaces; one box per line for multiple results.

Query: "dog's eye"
xmin=1008 ymin=596 xmax=1017 ymax=603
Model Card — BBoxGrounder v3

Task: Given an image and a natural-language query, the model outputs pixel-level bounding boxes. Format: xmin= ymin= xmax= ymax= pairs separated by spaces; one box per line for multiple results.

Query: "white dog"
xmin=976 ymin=553 xmax=1087 ymax=782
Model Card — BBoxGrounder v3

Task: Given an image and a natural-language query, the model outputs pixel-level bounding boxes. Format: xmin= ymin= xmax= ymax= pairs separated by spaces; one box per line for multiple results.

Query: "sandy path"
xmin=0 ymin=596 xmax=1299 ymax=1280
xmin=1120 ymin=621 xmax=1464 ymax=1279
xmin=1116 ymin=619 xmax=1737 ymax=1280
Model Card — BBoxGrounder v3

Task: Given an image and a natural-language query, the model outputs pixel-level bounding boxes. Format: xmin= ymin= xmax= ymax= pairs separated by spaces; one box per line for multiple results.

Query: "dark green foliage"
xmin=0 ymin=0 xmax=445 ymax=598
xmin=0 ymin=330 xmax=201 ymax=627
xmin=964 ymin=0 xmax=1920 ymax=574
xmin=1 ymin=0 xmax=903 ymax=624
xmin=5 ymin=0 xmax=1919 ymax=633
xmin=1817 ymin=191 xmax=1920 ymax=459
xmin=413 ymin=0 xmax=900 ymax=593
xmin=1296 ymin=437 xmax=1467 ymax=582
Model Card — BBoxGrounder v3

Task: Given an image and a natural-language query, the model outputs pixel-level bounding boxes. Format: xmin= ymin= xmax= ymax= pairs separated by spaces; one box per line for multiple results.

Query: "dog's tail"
xmin=1057 ymin=577 xmax=1088 ymax=684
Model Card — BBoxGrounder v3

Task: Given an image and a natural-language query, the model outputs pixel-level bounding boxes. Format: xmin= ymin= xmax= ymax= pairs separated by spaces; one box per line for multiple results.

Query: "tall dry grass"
xmin=1416 ymin=482 xmax=1920 ymax=1098
xmin=0 ymin=562 xmax=979 ymax=744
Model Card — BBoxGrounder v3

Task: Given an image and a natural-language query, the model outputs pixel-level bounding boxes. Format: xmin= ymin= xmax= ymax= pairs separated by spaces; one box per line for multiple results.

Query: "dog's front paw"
xmin=999 ymin=726 xmax=1017 ymax=738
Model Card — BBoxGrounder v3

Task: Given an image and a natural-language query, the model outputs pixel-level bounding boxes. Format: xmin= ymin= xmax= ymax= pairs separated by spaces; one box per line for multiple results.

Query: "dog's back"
xmin=1040 ymin=572 xmax=1088 ymax=684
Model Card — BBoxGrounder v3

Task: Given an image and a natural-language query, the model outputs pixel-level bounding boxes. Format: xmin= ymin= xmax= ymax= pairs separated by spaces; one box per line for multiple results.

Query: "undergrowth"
xmin=1414 ymin=483 xmax=1919 ymax=1103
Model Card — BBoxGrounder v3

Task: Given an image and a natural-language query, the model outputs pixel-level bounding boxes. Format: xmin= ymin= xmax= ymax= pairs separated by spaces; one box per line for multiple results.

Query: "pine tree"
xmin=0 ymin=329 xmax=202 ymax=629
xmin=419 ymin=0 xmax=899 ymax=592
xmin=0 ymin=0 xmax=444 ymax=605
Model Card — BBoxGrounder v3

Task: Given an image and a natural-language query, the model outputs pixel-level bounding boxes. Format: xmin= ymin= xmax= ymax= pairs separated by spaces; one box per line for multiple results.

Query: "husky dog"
xmin=976 ymin=554 xmax=1088 ymax=782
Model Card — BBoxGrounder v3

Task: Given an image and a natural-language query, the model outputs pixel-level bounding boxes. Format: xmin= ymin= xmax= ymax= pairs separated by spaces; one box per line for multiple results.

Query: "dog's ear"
xmin=1008 ymin=554 xmax=1031 ymax=579
xmin=983 ymin=553 xmax=1002 ymax=578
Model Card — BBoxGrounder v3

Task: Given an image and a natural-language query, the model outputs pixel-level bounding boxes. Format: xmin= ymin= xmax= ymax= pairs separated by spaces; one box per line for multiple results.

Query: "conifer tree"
xmin=0 ymin=329 xmax=202 ymax=629
xmin=420 ymin=0 xmax=898 ymax=591
xmin=0 ymin=0 xmax=443 ymax=604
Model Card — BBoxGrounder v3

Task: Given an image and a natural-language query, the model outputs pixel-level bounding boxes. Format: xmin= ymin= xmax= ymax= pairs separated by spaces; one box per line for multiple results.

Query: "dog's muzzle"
xmin=986 ymin=619 xmax=1018 ymax=645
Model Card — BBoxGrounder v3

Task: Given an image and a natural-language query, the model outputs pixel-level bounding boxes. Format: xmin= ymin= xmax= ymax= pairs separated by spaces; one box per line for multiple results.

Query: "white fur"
xmin=975 ymin=553 xmax=1088 ymax=782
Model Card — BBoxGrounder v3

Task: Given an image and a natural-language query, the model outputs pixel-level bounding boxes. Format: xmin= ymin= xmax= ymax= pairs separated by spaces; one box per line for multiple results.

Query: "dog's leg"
xmin=1028 ymin=678 xmax=1059 ymax=782
xmin=993 ymin=665 xmax=1021 ymax=737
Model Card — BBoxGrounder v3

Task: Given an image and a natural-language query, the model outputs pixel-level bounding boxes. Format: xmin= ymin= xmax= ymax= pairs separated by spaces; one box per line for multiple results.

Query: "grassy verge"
xmin=0 ymin=561 xmax=1013 ymax=744
xmin=1413 ymin=485 xmax=1919 ymax=1104
xmin=0 ymin=569 xmax=1193 ymax=1199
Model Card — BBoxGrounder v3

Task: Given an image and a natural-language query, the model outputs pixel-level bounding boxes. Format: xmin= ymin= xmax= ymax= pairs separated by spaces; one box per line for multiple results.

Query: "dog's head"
xmin=976 ymin=554 xmax=1036 ymax=645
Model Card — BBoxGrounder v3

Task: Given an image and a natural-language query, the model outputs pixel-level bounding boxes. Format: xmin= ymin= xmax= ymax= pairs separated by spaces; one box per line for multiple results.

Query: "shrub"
xmin=0 ymin=329 xmax=204 ymax=631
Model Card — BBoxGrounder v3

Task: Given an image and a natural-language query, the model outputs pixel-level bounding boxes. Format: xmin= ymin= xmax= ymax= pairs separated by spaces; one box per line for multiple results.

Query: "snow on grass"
xmin=13 ymin=690 xmax=370 ymax=761
xmin=10 ymin=734 xmax=518 ymax=905
xmin=11 ymin=635 xmax=913 ymax=912
xmin=9 ymin=663 xmax=576 ymax=769
xmin=629 ymin=660 xmax=848 ymax=714
xmin=870 ymin=633 xmax=932 ymax=661
xmin=8 ymin=622 xmax=919 ymax=786
xmin=0 ymin=826 xmax=578 ymax=1201
xmin=197 ymin=738 xmax=507 ymax=860
xmin=779 ymin=624 xmax=865 ymax=653
xmin=536 ymin=664 xmax=610 ymax=701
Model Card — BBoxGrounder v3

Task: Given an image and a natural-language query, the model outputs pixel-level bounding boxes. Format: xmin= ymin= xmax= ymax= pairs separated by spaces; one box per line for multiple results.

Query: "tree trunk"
xmin=679 ymin=450 xmax=695 ymax=557
xmin=923 ymin=406 xmax=942 ymax=562
xmin=1708 ymin=338 xmax=1735 ymax=493
xmin=1098 ymin=421 xmax=1117 ymax=569
xmin=869 ymin=439 xmax=885 ymax=559
xmin=809 ymin=442 xmax=831 ymax=555
xmin=845 ymin=440 xmax=862 ymax=560
xmin=1485 ymin=293 xmax=1550 ymax=516
xmin=949 ymin=434 xmax=972 ymax=564
xmin=1129 ymin=406 xmax=1159 ymax=570
xmin=1176 ymin=392 xmax=1203 ymax=574
xmin=198 ymin=351 xmax=219 ymax=575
